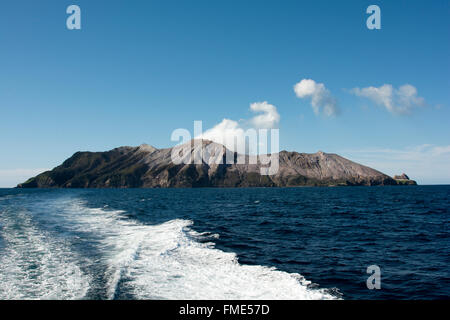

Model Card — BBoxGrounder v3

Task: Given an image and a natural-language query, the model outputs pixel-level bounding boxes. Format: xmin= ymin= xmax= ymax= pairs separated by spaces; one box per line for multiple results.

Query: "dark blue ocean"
xmin=0 ymin=186 xmax=448 ymax=300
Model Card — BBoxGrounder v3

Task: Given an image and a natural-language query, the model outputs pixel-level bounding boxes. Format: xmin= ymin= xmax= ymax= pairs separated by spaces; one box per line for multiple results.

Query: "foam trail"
xmin=59 ymin=200 xmax=338 ymax=300
xmin=0 ymin=208 xmax=90 ymax=300
xmin=0 ymin=195 xmax=339 ymax=300
xmin=124 ymin=219 xmax=337 ymax=299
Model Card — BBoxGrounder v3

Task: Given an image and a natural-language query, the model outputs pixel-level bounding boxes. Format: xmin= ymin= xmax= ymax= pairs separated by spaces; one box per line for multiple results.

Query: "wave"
xmin=0 ymin=194 xmax=17 ymax=202
xmin=0 ymin=196 xmax=339 ymax=300
xmin=0 ymin=208 xmax=90 ymax=300
xmin=60 ymin=200 xmax=338 ymax=300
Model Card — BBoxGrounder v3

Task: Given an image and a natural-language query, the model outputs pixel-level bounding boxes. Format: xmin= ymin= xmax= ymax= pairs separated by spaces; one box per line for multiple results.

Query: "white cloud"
xmin=249 ymin=102 xmax=280 ymax=129
xmin=351 ymin=84 xmax=425 ymax=114
xmin=0 ymin=168 xmax=48 ymax=188
xmin=199 ymin=101 xmax=279 ymax=154
xmin=341 ymin=144 xmax=450 ymax=184
xmin=293 ymin=79 xmax=339 ymax=117
xmin=200 ymin=118 xmax=247 ymax=150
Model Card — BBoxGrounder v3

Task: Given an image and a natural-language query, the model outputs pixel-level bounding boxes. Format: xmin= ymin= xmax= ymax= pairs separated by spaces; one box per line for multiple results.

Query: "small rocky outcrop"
xmin=393 ymin=173 xmax=417 ymax=185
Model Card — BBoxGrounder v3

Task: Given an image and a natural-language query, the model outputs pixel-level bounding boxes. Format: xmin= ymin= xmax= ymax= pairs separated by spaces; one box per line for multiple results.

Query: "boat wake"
xmin=0 ymin=196 xmax=339 ymax=300
xmin=0 ymin=207 xmax=90 ymax=299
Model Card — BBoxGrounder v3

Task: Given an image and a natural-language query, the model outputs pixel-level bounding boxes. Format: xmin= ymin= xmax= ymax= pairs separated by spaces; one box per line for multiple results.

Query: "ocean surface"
xmin=0 ymin=186 xmax=448 ymax=300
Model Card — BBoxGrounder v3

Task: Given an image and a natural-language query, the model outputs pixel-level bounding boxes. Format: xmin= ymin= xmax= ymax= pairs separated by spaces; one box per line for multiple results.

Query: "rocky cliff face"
xmin=17 ymin=140 xmax=407 ymax=188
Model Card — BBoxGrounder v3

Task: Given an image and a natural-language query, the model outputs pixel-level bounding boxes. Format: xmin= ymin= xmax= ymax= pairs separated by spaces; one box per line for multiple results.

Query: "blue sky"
xmin=0 ymin=0 xmax=449 ymax=186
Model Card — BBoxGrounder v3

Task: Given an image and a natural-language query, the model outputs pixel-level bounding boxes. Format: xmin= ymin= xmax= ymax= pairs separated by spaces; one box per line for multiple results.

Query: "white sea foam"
xmin=58 ymin=200 xmax=338 ymax=300
xmin=0 ymin=196 xmax=339 ymax=300
xmin=0 ymin=208 xmax=90 ymax=300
